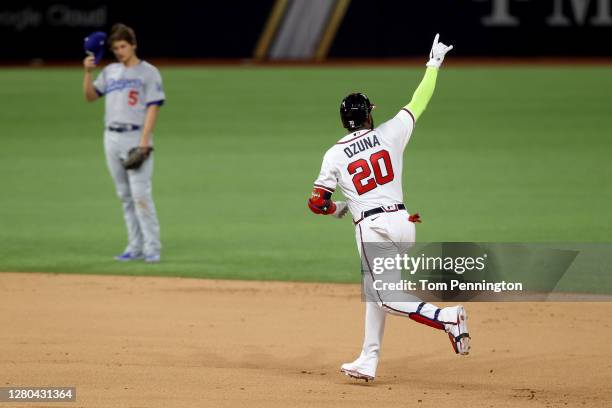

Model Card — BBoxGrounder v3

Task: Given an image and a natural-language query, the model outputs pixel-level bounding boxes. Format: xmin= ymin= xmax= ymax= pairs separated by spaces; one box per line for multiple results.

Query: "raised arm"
xmin=82 ymin=55 xmax=99 ymax=102
xmin=405 ymin=34 xmax=453 ymax=121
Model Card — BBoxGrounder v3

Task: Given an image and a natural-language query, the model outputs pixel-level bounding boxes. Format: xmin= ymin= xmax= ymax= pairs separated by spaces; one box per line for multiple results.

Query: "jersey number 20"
xmin=347 ymin=150 xmax=394 ymax=195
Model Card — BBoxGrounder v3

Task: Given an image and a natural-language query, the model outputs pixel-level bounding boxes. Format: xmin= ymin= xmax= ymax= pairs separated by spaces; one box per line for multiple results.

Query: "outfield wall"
xmin=1 ymin=0 xmax=611 ymax=62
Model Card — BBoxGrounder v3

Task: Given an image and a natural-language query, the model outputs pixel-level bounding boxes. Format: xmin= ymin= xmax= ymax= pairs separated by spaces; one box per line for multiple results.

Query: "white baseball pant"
xmin=104 ymin=130 xmax=161 ymax=256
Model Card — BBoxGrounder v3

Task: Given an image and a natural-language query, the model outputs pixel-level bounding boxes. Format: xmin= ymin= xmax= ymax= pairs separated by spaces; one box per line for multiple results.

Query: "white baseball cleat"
xmin=446 ymin=305 xmax=471 ymax=355
xmin=340 ymin=356 xmax=376 ymax=382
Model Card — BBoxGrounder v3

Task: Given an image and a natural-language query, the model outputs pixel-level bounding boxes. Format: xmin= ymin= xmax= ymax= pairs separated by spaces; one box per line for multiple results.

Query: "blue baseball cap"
xmin=84 ymin=31 xmax=107 ymax=64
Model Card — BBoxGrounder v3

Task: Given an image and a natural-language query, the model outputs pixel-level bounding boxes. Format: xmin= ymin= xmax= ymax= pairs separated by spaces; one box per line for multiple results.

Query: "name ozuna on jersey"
xmin=343 ymin=134 xmax=381 ymax=158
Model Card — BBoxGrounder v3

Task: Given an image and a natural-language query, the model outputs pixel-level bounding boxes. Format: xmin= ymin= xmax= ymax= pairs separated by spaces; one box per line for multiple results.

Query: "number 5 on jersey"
xmin=128 ymin=90 xmax=139 ymax=106
xmin=348 ymin=150 xmax=394 ymax=195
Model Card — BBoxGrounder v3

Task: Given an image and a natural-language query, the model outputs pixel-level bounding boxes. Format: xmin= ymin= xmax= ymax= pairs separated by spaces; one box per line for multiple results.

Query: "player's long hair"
xmin=109 ymin=23 xmax=137 ymax=46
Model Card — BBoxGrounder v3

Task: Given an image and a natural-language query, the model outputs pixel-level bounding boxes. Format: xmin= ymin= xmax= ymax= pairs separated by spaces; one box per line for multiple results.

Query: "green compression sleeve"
xmin=405 ymin=67 xmax=438 ymax=122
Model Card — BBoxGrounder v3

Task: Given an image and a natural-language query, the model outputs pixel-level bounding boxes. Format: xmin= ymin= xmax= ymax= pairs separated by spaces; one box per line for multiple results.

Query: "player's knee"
xmin=135 ymin=198 xmax=149 ymax=211
xmin=129 ymin=181 xmax=151 ymax=199
xmin=130 ymin=187 xmax=152 ymax=210
xmin=130 ymin=188 xmax=151 ymax=203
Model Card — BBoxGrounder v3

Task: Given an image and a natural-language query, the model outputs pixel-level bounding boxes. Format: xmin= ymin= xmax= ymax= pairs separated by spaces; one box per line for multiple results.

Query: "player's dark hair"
xmin=109 ymin=23 xmax=137 ymax=46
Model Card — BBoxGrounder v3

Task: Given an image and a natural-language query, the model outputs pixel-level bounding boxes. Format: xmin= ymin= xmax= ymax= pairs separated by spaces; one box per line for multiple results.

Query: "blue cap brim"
xmin=94 ymin=49 xmax=104 ymax=64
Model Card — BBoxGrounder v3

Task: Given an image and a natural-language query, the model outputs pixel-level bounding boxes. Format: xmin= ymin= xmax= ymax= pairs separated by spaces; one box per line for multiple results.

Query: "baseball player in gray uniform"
xmin=82 ymin=23 xmax=165 ymax=263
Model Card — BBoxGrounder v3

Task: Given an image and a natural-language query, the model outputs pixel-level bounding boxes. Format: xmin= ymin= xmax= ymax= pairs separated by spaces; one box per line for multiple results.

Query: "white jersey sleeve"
xmin=143 ymin=66 xmax=166 ymax=105
xmin=93 ymin=67 xmax=107 ymax=96
xmin=313 ymin=150 xmax=339 ymax=193
xmin=376 ymin=108 xmax=416 ymax=151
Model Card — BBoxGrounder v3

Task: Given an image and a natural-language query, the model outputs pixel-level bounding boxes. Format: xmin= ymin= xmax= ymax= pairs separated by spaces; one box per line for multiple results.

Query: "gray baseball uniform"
xmin=94 ymin=61 xmax=165 ymax=257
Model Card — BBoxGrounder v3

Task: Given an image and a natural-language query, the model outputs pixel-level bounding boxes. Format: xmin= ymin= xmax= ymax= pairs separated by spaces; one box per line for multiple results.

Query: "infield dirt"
xmin=1 ymin=272 xmax=611 ymax=407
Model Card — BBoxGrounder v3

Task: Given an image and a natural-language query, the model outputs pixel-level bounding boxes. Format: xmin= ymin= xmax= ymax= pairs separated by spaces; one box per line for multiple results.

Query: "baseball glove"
xmin=122 ymin=146 xmax=153 ymax=170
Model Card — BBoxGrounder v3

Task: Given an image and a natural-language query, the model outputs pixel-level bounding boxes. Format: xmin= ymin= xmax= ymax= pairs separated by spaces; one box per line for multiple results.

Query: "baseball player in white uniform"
xmin=308 ymin=35 xmax=470 ymax=381
xmin=82 ymin=24 xmax=165 ymax=263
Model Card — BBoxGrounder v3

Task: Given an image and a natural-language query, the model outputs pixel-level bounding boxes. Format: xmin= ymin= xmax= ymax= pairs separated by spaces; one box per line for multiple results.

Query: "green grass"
xmin=0 ymin=66 xmax=611 ymax=283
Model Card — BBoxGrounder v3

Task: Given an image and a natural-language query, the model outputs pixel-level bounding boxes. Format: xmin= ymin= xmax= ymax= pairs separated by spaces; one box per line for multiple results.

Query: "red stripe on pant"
xmin=408 ymin=312 xmax=445 ymax=330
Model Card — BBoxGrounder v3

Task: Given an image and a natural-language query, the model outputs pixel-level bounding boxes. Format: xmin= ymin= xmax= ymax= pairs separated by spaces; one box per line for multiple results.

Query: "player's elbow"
xmin=84 ymin=85 xmax=101 ymax=102
xmin=84 ymin=92 xmax=97 ymax=102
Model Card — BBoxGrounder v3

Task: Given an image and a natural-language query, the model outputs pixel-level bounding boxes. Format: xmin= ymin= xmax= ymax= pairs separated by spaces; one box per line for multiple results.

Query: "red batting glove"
xmin=409 ymin=213 xmax=422 ymax=223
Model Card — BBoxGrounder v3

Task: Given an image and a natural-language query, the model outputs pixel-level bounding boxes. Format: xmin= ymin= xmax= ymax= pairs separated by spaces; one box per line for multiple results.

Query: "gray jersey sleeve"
xmin=93 ymin=68 xmax=107 ymax=96
xmin=143 ymin=67 xmax=165 ymax=106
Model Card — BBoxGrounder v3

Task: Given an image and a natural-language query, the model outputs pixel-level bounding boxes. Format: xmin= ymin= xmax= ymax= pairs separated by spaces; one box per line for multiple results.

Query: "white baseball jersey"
xmin=313 ymin=109 xmax=415 ymax=219
xmin=93 ymin=61 xmax=165 ymax=127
